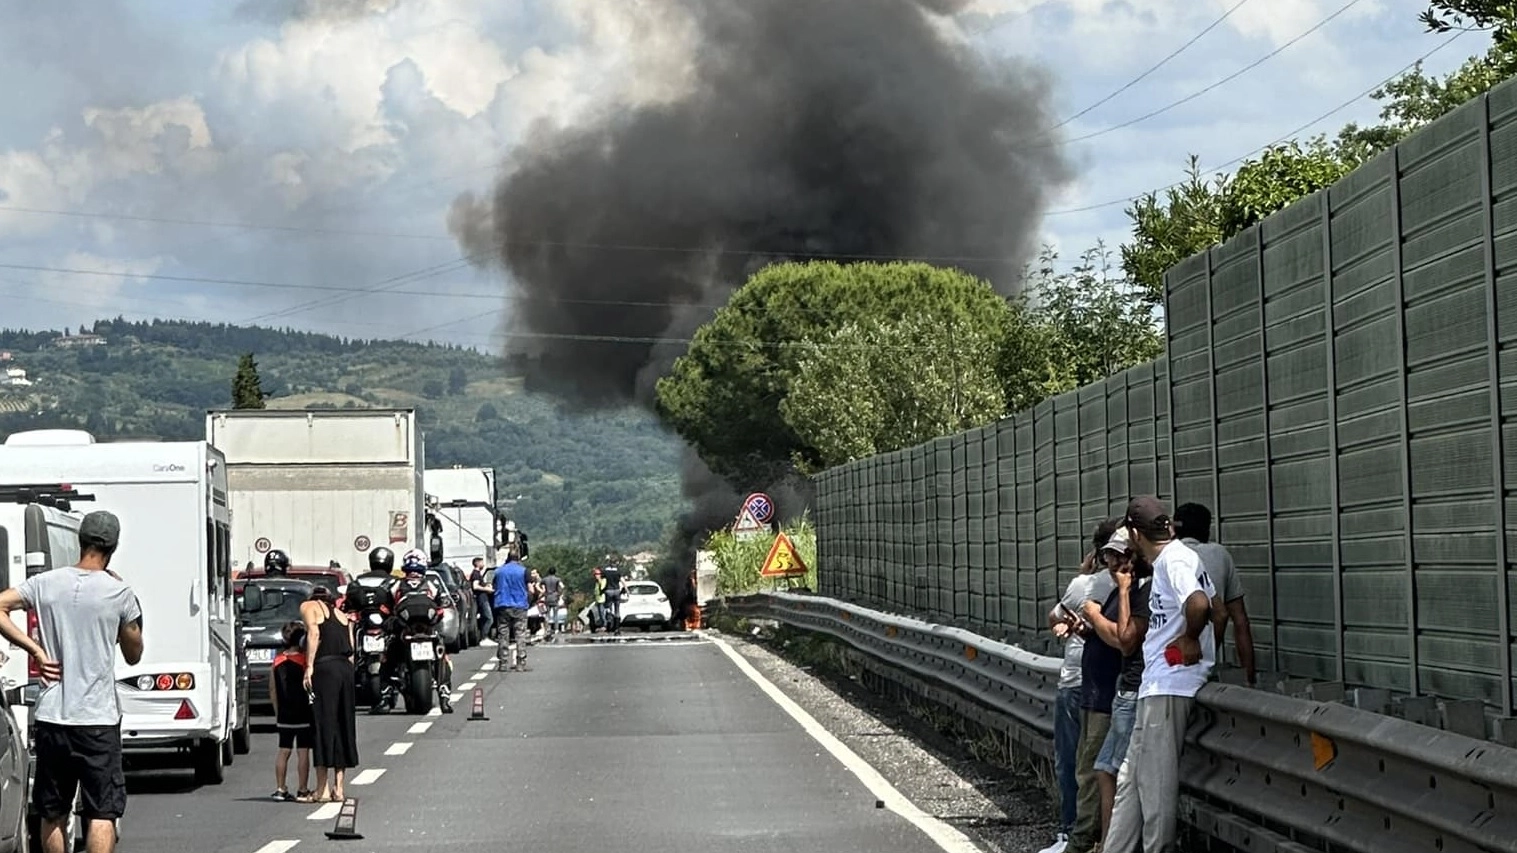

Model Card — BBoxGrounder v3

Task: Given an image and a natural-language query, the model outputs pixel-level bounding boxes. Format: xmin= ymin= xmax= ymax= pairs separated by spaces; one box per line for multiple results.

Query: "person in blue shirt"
xmin=491 ymin=545 xmax=533 ymax=673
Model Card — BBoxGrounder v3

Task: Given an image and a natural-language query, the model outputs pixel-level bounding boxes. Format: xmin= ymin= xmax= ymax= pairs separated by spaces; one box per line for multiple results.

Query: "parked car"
xmin=236 ymin=565 xmax=351 ymax=600
xmin=425 ymin=570 xmax=464 ymax=652
xmin=236 ymin=578 xmax=317 ymax=712
xmin=434 ymin=566 xmax=478 ymax=650
xmin=619 ymin=580 xmax=672 ymax=631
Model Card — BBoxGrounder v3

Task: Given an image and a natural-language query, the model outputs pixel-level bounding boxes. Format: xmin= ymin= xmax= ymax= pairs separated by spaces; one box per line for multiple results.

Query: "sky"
xmin=0 ymin=0 xmax=1481 ymax=351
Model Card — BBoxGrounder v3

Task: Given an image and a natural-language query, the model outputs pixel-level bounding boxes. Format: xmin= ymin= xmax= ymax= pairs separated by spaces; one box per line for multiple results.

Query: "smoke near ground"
xmin=448 ymin=0 xmax=1070 ymax=582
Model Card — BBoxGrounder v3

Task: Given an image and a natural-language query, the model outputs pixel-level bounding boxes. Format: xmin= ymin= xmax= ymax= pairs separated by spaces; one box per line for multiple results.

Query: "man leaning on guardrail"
xmin=1102 ymin=497 xmax=1216 ymax=853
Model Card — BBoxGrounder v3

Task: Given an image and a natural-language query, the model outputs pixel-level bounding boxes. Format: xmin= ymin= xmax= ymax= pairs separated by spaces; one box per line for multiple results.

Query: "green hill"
xmin=0 ymin=318 xmax=685 ymax=549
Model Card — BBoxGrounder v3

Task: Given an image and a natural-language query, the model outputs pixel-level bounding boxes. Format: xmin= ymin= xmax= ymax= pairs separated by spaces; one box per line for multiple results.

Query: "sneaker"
xmin=481 ymin=638 xmax=497 ymax=647
xmin=270 ymin=789 xmax=294 ymax=802
xmin=1036 ymin=833 xmax=1069 ymax=853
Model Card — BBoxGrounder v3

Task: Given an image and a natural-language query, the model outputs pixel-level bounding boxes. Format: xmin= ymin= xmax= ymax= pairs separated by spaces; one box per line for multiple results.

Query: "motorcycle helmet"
xmin=401 ymin=548 xmax=427 ymax=574
xmin=368 ymin=546 xmax=395 ymax=575
xmin=264 ymin=549 xmax=291 ymax=576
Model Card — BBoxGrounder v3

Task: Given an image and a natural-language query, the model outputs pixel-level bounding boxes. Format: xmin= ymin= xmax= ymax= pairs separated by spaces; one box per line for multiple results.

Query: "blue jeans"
xmin=1095 ymin=691 xmax=1138 ymax=776
xmin=476 ymin=593 xmax=494 ymax=636
xmin=1053 ymin=685 xmax=1083 ymax=833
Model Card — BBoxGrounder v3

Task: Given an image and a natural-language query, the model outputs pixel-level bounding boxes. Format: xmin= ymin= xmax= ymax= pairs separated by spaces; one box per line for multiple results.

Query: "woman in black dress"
xmin=300 ymin=587 xmax=359 ymax=802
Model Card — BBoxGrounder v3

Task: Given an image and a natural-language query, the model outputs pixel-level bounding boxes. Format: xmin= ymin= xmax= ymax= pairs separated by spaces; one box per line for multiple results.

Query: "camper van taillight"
xmin=132 ymin=672 xmax=195 ymax=691
xmin=173 ymin=700 xmax=195 ymax=720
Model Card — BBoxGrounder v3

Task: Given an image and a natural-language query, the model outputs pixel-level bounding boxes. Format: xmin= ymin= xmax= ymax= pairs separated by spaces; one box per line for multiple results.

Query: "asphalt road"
xmin=112 ymin=635 xmax=973 ymax=853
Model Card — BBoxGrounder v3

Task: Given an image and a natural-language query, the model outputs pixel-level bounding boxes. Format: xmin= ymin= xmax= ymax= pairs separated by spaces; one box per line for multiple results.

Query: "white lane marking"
xmin=427 ymin=706 xmax=443 ymax=717
xmin=707 ymin=634 xmax=982 ymax=853
xmin=307 ymin=801 xmax=341 ymax=821
xmin=449 ymin=692 xmax=465 ymax=703
xmin=459 ymin=680 xmax=478 ymax=691
xmin=251 ymin=842 xmax=300 ymax=853
xmin=350 ymin=768 xmax=386 ymax=786
xmin=407 ymin=721 xmax=432 ymax=734
xmin=385 ymin=742 xmax=412 ymax=756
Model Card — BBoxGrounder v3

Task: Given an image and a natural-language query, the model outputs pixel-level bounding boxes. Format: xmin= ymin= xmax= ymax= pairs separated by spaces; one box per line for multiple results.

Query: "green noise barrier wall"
xmin=816 ymin=78 xmax=1517 ymax=713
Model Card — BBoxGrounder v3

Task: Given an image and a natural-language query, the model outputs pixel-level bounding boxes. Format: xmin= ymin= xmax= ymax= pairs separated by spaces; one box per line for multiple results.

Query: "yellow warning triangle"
xmin=760 ymin=532 xmax=808 ymax=578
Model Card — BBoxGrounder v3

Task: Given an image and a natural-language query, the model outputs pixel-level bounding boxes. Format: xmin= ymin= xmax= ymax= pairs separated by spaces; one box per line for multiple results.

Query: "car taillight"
xmin=26 ymin=612 xmax=40 ymax=679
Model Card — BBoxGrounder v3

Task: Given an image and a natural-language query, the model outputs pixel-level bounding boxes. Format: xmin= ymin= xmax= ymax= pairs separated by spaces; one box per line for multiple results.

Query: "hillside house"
xmin=2 ymin=367 xmax=31 ymax=387
xmin=51 ymin=333 xmax=106 ymax=348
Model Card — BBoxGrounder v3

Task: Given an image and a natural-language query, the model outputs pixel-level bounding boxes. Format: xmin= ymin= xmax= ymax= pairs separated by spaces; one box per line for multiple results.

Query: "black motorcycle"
xmin=387 ymin=602 xmax=453 ymax=715
xmin=354 ymin=606 xmax=392 ymax=712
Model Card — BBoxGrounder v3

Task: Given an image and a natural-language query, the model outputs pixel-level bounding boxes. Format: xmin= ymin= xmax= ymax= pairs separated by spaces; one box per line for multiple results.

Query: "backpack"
xmin=392 ymin=579 xmax=437 ymax=624
xmin=345 ymin=580 xmax=393 ymax=613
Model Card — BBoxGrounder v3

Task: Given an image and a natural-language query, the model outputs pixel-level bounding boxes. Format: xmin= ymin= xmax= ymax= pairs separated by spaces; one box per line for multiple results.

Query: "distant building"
xmin=0 ymin=351 xmax=11 ymax=361
xmin=51 ymin=334 xmax=106 ymax=348
xmin=1 ymin=367 xmax=31 ymax=387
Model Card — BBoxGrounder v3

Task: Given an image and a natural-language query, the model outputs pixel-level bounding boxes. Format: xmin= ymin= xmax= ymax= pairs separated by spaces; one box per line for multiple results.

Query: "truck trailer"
xmin=423 ymin=466 xmax=498 ymax=568
xmin=206 ymin=408 xmax=426 ymax=571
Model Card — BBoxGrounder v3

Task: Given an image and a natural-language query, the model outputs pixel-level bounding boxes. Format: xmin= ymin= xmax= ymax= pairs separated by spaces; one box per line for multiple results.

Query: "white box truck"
xmin=206 ymin=408 xmax=425 ymax=571
xmin=0 ymin=430 xmax=249 ymax=786
xmin=423 ymin=466 xmax=499 ymax=567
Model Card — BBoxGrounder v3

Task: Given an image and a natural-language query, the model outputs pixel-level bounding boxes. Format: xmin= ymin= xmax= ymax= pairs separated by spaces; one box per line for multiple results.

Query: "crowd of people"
xmin=1038 ymin=496 xmax=1257 ymax=853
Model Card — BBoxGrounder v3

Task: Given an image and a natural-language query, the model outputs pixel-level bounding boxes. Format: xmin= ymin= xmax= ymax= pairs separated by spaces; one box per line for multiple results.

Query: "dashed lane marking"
xmin=407 ymin=721 xmax=432 ymax=734
xmin=427 ymin=706 xmax=442 ymax=717
xmin=350 ymin=768 xmax=386 ymax=786
xmin=384 ymin=742 xmax=412 ymax=756
xmin=307 ymin=802 xmax=341 ymax=821
xmin=459 ymin=680 xmax=478 ymax=691
xmin=449 ymin=692 xmax=465 ymax=703
xmin=707 ymin=634 xmax=982 ymax=853
xmin=251 ymin=841 xmax=300 ymax=853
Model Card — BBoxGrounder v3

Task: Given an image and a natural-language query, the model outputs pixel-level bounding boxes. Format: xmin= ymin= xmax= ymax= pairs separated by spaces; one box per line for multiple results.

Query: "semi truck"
xmin=206 ymin=408 xmax=426 ymax=572
xmin=422 ymin=466 xmax=499 ymax=568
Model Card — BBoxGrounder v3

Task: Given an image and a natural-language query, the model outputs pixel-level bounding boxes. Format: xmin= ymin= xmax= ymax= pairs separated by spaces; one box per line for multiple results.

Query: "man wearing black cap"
xmin=1102 ymin=496 xmax=1215 ymax=853
xmin=0 ymin=510 xmax=143 ymax=853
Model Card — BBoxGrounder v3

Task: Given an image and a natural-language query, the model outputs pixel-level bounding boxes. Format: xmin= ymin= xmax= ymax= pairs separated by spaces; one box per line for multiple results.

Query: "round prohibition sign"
xmin=354 ymin=535 xmax=372 ymax=551
xmin=253 ymin=537 xmax=271 ymax=554
xmin=744 ymin=492 xmax=775 ymax=524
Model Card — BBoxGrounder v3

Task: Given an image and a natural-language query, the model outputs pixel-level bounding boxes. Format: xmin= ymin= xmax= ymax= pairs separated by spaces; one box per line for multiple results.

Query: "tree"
xmin=1219 ymin=139 xmax=1354 ymax=239
xmin=448 ymin=366 xmax=468 ymax=395
xmin=231 ymin=353 xmax=266 ymax=409
xmin=1422 ymin=2 xmax=1517 ymax=51
xmin=655 ymin=260 xmax=1046 ymax=486
xmin=1121 ymin=157 xmax=1229 ymax=306
xmin=780 ymin=314 xmax=1009 ymax=470
xmin=422 ymin=379 xmax=445 ymax=399
xmin=1026 ymin=244 xmax=1165 ymax=390
xmin=476 ymin=402 xmax=499 ymax=422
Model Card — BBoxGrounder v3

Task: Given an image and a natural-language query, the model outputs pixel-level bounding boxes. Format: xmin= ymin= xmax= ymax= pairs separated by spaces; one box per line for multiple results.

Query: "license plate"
xmin=410 ymin=641 xmax=435 ymax=661
xmin=362 ymin=635 xmax=386 ymax=653
xmin=247 ymin=648 xmax=273 ymax=663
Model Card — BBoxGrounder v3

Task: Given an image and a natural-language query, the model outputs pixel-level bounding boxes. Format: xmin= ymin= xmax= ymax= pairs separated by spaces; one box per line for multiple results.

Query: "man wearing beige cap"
xmin=0 ymin=509 xmax=144 ymax=853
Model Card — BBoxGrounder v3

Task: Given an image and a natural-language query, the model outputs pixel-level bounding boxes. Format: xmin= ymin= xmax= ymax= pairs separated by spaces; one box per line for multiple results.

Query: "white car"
xmin=618 ymin=580 xmax=672 ymax=631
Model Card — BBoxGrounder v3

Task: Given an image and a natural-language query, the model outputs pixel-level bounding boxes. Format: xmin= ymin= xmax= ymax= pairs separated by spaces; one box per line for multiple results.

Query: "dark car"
xmin=237 ymin=565 xmax=350 ymax=600
xmin=237 ymin=578 xmax=316 ymax=713
xmin=437 ymin=565 xmax=479 ymax=650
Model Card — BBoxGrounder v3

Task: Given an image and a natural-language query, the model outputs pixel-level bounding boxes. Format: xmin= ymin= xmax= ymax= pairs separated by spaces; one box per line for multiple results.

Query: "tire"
xmin=446 ymin=636 xmax=462 ymax=654
xmin=193 ymin=737 xmax=225 ymax=785
xmin=366 ymin=673 xmax=385 ymax=708
xmin=221 ymin=736 xmax=234 ymax=767
xmin=403 ymin=667 xmax=434 ymax=715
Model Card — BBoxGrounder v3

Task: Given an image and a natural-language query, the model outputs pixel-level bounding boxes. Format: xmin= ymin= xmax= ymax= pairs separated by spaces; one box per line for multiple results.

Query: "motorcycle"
xmin=354 ymin=606 xmax=393 ymax=712
xmin=388 ymin=605 xmax=453 ymax=715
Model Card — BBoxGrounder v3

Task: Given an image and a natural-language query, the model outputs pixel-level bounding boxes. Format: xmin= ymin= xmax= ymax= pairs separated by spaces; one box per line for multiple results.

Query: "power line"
xmin=1050 ymin=0 xmax=1253 ymax=132
xmin=1048 ymin=0 xmax=1365 ymax=148
xmin=0 ymin=205 xmax=453 ymax=243
xmin=1043 ymin=29 xmax=1468 ymax=217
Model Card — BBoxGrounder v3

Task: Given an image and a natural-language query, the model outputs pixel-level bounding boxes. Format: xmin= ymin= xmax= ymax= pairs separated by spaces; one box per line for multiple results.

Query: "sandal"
xmin=295 ymin=790 xmax=315 ymax=803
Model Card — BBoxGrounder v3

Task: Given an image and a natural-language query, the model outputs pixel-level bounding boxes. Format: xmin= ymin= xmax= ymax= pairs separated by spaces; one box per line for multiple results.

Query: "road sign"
xmin=732 ymin=507 xmax=765 ymax=538
xmin=354 ymin=535 xmax=371 ymax=552
xmin=253 ymin=537 xmax=271 ymax=554
xmin=759 ymin=533 xmax=808 ymax=578
xmin=743 ymin=492 xmax=775 ymax=524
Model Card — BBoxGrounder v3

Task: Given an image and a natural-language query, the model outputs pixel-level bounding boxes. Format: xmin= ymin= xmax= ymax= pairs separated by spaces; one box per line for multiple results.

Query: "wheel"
xmin=404 ymin=667 xmax=434 ymax=715
xmin=193 ymin=737 xmax=226 ymax=785
xmin=366 ymin=673 xmax=385 ymax=708
xmin=221 ymin=735 xmax=234 ymax=767
xmin=232 ymin=718 xmax=250 ymax=755
xmin=446 ymin=636 xmax=462 ymax=654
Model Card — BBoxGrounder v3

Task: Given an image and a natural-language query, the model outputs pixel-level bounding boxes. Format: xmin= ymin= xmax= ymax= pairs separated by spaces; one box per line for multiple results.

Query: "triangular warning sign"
xmin=733 ymin=506 xmax=765 ymax=534
xmin=760 ymin=532 xmax=808 ymax=578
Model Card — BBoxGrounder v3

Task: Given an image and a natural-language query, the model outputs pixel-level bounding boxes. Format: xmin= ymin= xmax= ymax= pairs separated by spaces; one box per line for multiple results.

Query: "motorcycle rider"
xmin=385 ymin=550 xmax=453 ymax=713
xmin=264 ymin=548 xmax=292 ymax=577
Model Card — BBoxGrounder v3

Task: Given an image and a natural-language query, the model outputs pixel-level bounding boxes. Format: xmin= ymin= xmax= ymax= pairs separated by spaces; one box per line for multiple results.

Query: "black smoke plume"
xmin=448 ymin=0 xmax=1070 ymax=593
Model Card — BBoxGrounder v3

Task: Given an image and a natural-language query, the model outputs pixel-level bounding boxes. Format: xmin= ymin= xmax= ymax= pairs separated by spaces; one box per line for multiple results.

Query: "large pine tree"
xmin=231 ymin=353 xmax=266 ymax=409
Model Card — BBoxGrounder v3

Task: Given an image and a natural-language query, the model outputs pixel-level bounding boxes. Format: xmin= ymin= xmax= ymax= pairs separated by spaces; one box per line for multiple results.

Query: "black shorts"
xmin=32 ymin=721 xmax=126 ymax=822
xmin=277 ymin=726 xmax=314 ymax=750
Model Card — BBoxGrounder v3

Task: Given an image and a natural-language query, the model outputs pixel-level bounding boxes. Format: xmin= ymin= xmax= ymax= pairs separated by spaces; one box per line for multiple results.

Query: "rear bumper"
xmin=619 ymin=611 xmax=669 ymax=624
xmin=117 ymin=668 xmax=222 ymax=747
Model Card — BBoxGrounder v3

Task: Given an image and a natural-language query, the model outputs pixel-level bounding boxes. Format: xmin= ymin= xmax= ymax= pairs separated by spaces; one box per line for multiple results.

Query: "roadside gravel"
xmin=719 ymin=628 xmax=1058 ymax=853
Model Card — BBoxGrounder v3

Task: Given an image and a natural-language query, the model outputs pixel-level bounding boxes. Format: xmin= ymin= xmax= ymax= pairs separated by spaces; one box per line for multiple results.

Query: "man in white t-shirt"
xmin=1103 ymin=496 xmax=1216 ymax=853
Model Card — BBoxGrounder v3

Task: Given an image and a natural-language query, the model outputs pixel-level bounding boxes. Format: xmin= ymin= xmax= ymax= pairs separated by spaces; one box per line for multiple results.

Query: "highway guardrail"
xmin=723 ymin=592 xmax=1517 ymax=853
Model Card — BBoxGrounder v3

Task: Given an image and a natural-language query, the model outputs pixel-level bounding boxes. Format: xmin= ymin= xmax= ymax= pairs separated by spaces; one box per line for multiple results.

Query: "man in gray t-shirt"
xmin=1174 ymin=502 xmax=1256 ymax=687
xmin=0 ymin=510 xmax=143 ymax=853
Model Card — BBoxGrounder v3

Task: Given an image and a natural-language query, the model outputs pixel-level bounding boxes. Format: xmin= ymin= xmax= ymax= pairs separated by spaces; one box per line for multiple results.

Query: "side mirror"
xmin=242 ymin=586 xmax=266 ymax=612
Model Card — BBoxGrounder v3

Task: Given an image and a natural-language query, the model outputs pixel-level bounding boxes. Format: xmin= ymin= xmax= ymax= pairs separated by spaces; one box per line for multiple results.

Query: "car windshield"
xmin=627 ymin=582 xmax=662 ymax=597
xmin=294 ymin=573 xmax=341 ymax=595
xmin=244 ymin=586 xmax=309 ymax=624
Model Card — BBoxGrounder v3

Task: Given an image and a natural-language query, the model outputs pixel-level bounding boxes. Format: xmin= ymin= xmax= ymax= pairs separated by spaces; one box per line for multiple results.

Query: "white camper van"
xmin=0 ymin=430 xmax=250 ymax=785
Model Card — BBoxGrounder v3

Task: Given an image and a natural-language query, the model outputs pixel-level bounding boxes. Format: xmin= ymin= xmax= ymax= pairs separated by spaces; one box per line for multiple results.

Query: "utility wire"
xmin=1044 ymin=28 xmax=1468 ymax=216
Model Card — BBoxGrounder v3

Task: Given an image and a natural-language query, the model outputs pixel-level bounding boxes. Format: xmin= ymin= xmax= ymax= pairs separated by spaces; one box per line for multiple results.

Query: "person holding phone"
xmin=1039 ymin=519 xmax=1118 ymax=853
